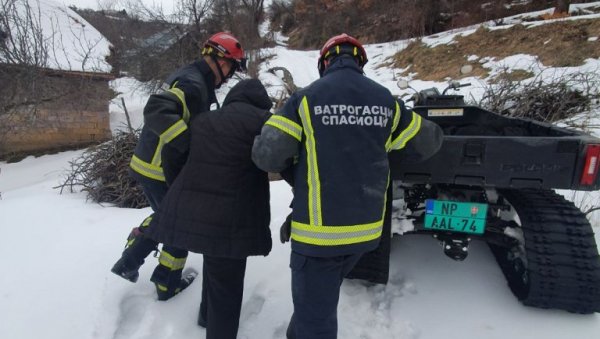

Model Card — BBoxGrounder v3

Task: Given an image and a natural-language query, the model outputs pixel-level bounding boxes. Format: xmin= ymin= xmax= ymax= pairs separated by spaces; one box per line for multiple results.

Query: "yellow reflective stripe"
xmin=382 ymin=173 xmax=390 ymax=220
xmin=298 ymin=96 xmax=322 ymax=226
xmin=265 ymin=115 xmax=303 ymax=141
xmin=157 ymin=284 xmax=168 ymax=291
xmin=386 ymin=102 xmax=401 ymax=151
xmin=130 ymin=155 xmax=166 ymax=181
xmin=158 ymin=251 xmax=187 ymax=271
xmin=391 ymin=112 xmax=422 ymax=150
xmin=290 ymin=220 xmax=383 ymax=246
xmin=150 ymin=119 xmax=188 ymax=166
xmin=141 ymin=215 xmax=153 ymax=228
xmin=167 ymin=87 xmax=191 ymax=123
xmin=392 ymin=102 xmax=401 ymax=133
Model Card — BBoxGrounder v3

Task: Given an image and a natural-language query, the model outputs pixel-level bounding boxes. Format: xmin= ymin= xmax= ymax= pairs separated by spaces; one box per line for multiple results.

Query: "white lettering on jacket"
xmin=314 ymin=105 xmax=392 ymax=127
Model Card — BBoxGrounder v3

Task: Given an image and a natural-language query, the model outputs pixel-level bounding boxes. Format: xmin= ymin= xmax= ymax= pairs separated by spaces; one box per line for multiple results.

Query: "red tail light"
xmin=580 ymin=144 xmax=600 ymax=186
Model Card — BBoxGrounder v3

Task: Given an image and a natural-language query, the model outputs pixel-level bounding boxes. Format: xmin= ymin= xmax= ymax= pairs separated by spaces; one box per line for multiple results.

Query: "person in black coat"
xmin=111 ymin=32 xmax=247 ymax=301
xmin=147 ymin=78 xmax=273 ymax=339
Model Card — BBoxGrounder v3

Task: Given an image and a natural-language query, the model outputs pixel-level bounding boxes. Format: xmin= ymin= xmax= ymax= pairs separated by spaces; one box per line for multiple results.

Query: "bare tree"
xmin=0 ymin=0 xmax=109 ymax=152
xmin=180 ymin=0 xmax=215 ymax=30
xmin=0 ymin=0 xmax=48 ymax=67
xmin=0 ymin=0 xmax=49 ymax=134
xmin=240 ymin=0 xmax=265 ymax=45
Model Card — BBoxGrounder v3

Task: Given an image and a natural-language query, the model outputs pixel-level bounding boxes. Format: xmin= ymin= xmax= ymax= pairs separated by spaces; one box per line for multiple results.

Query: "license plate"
xmin=424 ymin=200 xmax=488 ymax=234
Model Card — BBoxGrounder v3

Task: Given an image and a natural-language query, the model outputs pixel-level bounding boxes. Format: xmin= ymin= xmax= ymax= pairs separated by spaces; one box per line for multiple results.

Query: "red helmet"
xmin=317 ymin=33 xmax=368 ymax=76
xmin=203 ymin=32 xmax=247 ymax=72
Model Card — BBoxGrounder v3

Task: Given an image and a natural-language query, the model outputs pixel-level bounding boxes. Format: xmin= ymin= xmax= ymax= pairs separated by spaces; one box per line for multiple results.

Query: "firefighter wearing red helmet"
xmin=253 ymin=33 xmax=443 ymax=339
xmin=202 ymin=32 xmax=247 ymax=85
xmin=111 ymin=32 xmax=246 ymax=301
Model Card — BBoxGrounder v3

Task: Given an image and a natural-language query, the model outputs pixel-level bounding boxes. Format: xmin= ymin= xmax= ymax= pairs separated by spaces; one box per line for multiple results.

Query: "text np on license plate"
xmin=424 ymin=200 xmax=488 ymax=235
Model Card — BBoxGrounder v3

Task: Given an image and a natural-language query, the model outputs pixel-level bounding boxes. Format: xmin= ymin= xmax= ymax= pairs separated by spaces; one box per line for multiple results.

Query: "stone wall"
xmin=0 ymin=66 xmax=114 ymax=159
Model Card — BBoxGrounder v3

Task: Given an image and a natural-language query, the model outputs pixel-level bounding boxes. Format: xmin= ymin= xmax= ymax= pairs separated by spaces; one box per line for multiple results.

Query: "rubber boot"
xmin=111 ymin=225 xmax=158 ymax=282
xmin=154 ymin=268 xmax=198 ymax=301
xmin=151 ymin=247 xmax=192 ymax=301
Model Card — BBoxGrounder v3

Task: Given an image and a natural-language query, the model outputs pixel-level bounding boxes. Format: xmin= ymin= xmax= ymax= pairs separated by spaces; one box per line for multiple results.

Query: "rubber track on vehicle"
xmin=493 ymin=189 xmax=600 ymax=314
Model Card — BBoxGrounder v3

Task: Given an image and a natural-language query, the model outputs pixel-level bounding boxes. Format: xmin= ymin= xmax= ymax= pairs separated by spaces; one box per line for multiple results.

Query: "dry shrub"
xmin=57 ymin=130 xmax=148 ymax=208
xmin=479 ymin=68 xmax=599 ymax=124
xmin=489 ymin=69 xmax=535 ymax=83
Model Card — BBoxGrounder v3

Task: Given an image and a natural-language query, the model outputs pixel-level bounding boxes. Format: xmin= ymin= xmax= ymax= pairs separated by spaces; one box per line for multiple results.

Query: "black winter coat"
xmin=147 ymin=79 xmax=273 ymax=258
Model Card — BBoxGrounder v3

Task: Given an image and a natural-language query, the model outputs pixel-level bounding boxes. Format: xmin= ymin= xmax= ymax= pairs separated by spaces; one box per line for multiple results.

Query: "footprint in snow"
xmin=272 ymin=322 xmax=289 ymax=339
xmin=240 ymin=292 xmax=266 ymax=322
xmin=112 ymin=289 xmax=154 ymax=339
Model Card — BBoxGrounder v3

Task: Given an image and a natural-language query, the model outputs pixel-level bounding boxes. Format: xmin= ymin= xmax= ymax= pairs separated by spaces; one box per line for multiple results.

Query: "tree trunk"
xmin=553 ymin=0 xmax=570 ymax=15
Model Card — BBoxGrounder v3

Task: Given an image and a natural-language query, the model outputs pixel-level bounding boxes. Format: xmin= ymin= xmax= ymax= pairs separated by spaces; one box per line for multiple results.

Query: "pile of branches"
xmin=57 ymin=129 xmax=148 ymax=208
xmin=479 ymin=69 xmax=599 ymax=124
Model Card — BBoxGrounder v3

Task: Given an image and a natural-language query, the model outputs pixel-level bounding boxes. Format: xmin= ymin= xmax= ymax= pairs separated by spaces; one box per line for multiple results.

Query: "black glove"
xmin=280 ymin=213 xmax=292 ymax=244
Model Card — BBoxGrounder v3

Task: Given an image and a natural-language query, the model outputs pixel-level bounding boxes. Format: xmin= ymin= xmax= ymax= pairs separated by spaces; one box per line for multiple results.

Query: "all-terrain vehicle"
xmin=353 ymin=78 xmax=600 ymax=314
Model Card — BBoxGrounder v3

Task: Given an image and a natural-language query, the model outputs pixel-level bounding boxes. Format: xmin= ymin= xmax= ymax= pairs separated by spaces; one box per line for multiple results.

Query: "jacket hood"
xmin=223 ymin=78 xmax=272 ymax=110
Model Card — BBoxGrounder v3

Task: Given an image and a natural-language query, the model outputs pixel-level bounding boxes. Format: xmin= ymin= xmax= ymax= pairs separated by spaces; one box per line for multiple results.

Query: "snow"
xmin=62 ymin=0 xmax=178 ymax=14
xmin=1 ymin=0 xmax=112 ymax=73
xmin=3 ymin=2 xmax=600 ymax=339
xmin=2 ymin=155 xmax=600 ymax=339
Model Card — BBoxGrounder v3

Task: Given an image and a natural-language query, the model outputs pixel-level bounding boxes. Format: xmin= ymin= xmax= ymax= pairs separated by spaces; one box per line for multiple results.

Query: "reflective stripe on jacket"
xmin=130 ymin=60 xmax=215 ymax=183
xmin=253 ymin=56 xmax=423 ymax=256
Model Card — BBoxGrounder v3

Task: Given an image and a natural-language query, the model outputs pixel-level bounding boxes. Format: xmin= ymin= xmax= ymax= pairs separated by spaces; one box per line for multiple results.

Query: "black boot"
xmin=111 ymin=256 xmax=141 ymax=283
xmin=156 ymin=268 xmax=199 ymax=301
xmin=111 ymin=227 xmax=157 ymax=283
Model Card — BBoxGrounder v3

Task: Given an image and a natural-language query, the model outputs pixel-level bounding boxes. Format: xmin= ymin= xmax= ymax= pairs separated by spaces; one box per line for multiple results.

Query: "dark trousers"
xmin=119 ymin=178 xmax=188 ymax=297
xmin=141 ymin=178 xmax=168 ymax=212
xmin=117 ymin=180 xmax=168 ymax=269
xmin=198 ymin=255 xmax=247 ymax=339
xmin=128 ymin=178 xmax=169 ymax=264
xmin=287 ymin=251 xmax=363 ymax=339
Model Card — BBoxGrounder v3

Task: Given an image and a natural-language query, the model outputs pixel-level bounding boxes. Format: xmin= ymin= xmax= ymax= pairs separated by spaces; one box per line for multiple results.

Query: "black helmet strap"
xmin=210 ymin=54 xmax=229 ymax=88
xmin=318 ymin=44 xmax=364 ymax=76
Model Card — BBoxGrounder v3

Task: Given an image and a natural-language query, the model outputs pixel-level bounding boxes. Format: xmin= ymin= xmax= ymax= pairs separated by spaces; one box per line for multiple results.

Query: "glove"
xmin=279 ymin=213 xmax=292 ymax=244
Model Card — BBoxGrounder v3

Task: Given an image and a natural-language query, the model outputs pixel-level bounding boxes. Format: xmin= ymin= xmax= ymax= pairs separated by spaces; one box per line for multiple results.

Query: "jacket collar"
xmin=322 ymin=55 xmax=364 ymax=77
xmin=193 ymin=59 xmax=218 ymax=105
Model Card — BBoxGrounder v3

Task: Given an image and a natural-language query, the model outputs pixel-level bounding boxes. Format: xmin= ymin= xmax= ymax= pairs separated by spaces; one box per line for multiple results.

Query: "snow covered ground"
xmin=2 ymin=3 xmax=600 ymax=339
xmin=1 ymin=152 xmax=599 ymax=339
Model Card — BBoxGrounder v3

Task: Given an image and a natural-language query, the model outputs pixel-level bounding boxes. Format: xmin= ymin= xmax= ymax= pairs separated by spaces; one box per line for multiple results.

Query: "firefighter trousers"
xmin=116 ymin=178 xmax=189 ymax=299
xmin=286 ymin=251 xmax=363 ymax=339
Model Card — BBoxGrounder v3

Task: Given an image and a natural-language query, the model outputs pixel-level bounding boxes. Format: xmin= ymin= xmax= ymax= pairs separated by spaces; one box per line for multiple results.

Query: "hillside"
xmin=273 ymin=0 xmax=600 ymax=49
xmin=393 ymin=4 xmax=600 ymax=80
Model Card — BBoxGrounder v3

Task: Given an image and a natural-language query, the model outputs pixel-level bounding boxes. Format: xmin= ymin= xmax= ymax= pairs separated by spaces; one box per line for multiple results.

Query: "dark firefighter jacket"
xmin=129 ymin=60 xmax=217 ymax=185
xmin=252 ymin=55 xmax=443 ymax=257
xmin=147 ymin=79 xmax=274 ymax=258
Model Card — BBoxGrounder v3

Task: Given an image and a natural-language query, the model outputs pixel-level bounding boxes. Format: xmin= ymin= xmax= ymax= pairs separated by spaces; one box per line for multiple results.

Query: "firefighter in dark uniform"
xmin=252 ymin=34 xmax=443 ymax=339
xmin=111 ymin=32 xmax=247 ymax=301
xmin=146 ymin=79 xmax=273 ymax=339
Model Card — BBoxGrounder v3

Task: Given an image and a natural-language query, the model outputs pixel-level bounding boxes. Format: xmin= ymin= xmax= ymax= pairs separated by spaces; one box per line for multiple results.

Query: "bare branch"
xmin=56 ymin=129 xmax=148 ymax=208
